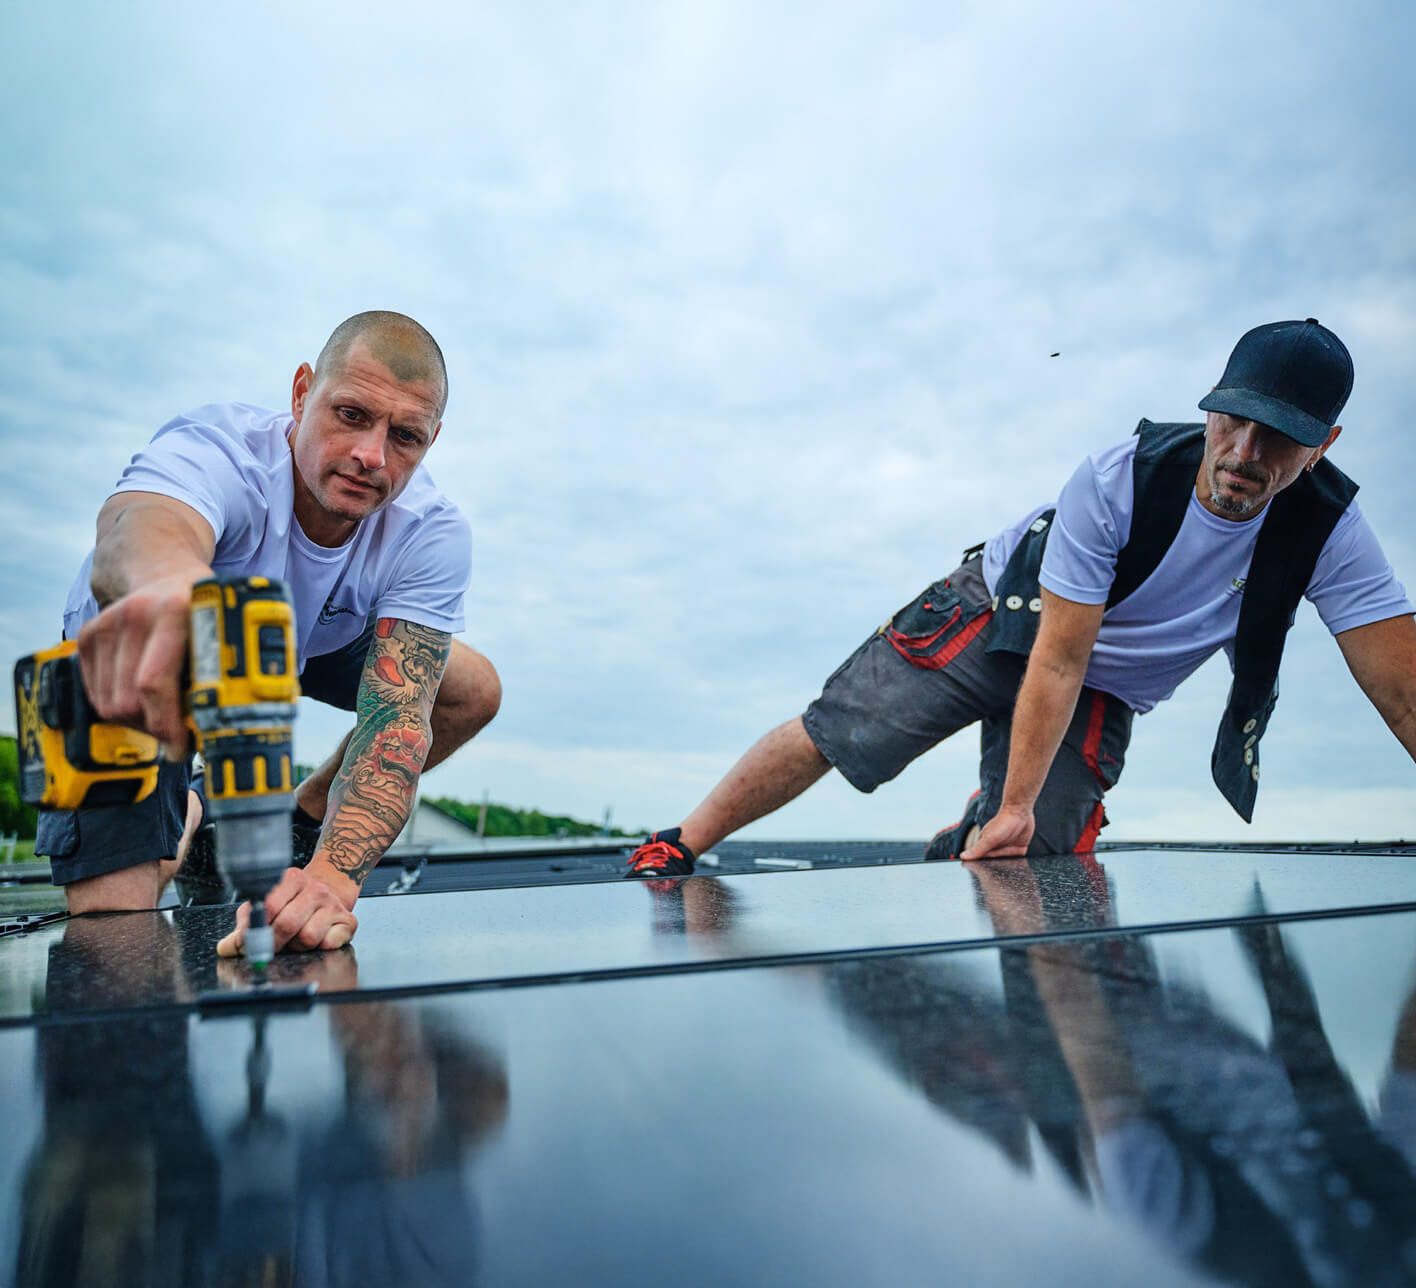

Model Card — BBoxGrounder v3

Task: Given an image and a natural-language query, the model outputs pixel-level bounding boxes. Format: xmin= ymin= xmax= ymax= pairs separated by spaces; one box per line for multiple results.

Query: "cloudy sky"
xmin=2 ymin=0 xmax=1413 ymax=843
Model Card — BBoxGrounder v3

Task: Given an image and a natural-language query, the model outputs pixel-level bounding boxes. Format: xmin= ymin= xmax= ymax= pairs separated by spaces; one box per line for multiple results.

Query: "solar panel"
xmin=2 ymin=860 xmax=1416 ymax=1285
xmin=5 ymin=846 xmax=1414 ymax=1024
xmin=2 ymin=844 xmax=1413 ymax=1283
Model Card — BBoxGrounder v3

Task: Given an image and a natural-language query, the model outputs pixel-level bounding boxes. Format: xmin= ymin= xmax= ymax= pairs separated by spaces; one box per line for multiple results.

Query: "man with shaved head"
xmin=315 ymin=311 xmax=450 ymax=410
xmin=38 ymin=312 xmax=500 ymax=955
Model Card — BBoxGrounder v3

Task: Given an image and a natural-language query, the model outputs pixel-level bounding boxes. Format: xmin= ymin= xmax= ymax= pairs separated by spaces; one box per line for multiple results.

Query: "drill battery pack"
xmin=13 ymin=641 xmax=161 ymax=810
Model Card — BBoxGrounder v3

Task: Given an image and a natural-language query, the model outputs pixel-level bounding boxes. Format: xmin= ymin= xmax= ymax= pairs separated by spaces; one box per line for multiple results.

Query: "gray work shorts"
xmin=39 ymin=619 xmax=377 ymax=885
xmin=801 ymin=556 xmax=1134 ymax=855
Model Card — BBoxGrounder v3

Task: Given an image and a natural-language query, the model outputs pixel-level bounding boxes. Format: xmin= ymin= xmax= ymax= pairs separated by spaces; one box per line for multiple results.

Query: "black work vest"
xmin=989 ymin=420 xmax=1357 ymax=821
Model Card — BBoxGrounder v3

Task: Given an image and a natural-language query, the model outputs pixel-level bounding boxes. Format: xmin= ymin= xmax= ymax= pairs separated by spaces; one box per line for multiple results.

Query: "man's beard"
xmin=1207 ymin=459 xmax=1266 ymax=516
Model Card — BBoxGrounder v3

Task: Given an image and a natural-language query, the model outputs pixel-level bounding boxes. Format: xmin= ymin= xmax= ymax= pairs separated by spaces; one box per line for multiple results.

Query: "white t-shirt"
xmin=63 ymin=402 xmax=472 ymax=669
xmin=982 ymin=437 xmax=1412 ymax=713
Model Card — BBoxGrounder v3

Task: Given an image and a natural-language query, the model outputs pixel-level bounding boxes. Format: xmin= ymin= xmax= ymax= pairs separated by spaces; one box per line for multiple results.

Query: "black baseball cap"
xmin=1198 ymin=318 xmax=1353 ymax=447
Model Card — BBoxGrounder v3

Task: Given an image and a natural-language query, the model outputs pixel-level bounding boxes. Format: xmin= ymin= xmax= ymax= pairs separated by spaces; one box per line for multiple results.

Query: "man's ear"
xmin=1310 ymin=423 xmax=1342 ymax=468
xmin=428 ymin=420 xmax=442 ymax=449
xmin=291 ymin=362 xmax=315 ymax=423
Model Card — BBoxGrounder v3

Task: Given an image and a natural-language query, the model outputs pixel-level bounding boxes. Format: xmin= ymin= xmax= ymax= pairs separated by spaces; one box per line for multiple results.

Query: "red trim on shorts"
xmin=888 ymin=610 xmax=993 ymax=671
xmin=1073 ymin=692 xmax=1112 ymax=854
xmin=887 ymin=606 xmax=961 ymax=652
xmin=1073 ymin=800 xmax=1107 ymax=853
xmin=1081 ymin=690 xmax=1107 ymax=785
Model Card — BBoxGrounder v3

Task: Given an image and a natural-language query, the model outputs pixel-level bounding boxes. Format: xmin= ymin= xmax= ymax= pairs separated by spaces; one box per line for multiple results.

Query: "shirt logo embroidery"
xmin=1229 ymin=577 xmax=1247 ymax=595
xmin=318 ymin=594 xmax=358 ymax=626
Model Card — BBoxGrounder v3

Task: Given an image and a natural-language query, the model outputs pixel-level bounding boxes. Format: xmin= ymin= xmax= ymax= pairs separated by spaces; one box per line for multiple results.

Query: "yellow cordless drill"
xmin=13 ymin=576 xmax=300 ymax=968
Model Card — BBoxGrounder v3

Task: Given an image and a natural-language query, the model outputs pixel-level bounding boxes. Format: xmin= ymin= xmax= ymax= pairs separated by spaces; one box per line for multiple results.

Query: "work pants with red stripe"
xmin=801 ymin=556 xmax=1134 ymax=855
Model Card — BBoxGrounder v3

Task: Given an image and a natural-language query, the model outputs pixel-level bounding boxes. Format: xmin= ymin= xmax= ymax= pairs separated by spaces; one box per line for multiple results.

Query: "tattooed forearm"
xmin=318 ymin=619 xmax=451 ymax=889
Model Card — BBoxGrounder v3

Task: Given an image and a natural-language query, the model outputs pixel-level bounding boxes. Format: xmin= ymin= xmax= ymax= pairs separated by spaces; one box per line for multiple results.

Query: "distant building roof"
xmin=387 ymin=797 xmax=478 ymax=854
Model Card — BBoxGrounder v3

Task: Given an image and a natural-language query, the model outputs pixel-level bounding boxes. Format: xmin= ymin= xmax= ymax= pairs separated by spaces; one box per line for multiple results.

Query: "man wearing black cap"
xmin=625 ymin=320 xmax=1416 ymax=876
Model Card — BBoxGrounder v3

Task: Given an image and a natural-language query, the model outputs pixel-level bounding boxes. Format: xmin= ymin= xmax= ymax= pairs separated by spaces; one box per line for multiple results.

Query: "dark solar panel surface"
xmin=2 ymin=844 xmax=1414 ymax=1285
xmin=4 ymin=846 xmax=1415 ymax=1022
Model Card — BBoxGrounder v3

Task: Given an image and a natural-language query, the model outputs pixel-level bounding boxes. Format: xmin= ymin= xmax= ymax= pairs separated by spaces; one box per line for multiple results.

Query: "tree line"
xmin=0 ymin=735 xmax=38 ymax=839
xmin=425 ymin=795 xmax=637 ymax=839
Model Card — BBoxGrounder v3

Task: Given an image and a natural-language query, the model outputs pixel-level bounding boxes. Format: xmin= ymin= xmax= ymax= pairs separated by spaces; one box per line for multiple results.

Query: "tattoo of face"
xmin=319 ymin=620 xmax=451 ymax=886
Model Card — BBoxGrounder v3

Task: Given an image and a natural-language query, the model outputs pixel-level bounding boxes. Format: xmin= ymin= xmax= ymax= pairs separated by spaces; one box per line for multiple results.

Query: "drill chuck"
xmin=206 ymin=786 xmax=293 ymax=897
xmin=192 ymin=700 xmax=298 ymax=953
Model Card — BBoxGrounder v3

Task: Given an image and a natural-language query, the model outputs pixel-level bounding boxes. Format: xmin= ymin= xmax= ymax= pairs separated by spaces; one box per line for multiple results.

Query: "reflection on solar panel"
xmin=2 ymin=839 xmax=1413 ymax=1285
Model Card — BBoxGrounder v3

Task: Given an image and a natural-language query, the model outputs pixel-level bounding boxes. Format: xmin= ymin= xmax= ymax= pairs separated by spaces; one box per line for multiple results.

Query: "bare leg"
xmin=295 ymin=642 xmax=501 ymax=822
xmin=168 ymin=786 xmax=206 ymax=876
xmin=65 ymin=861 xmax=165 ymax=914
xmin=69 ymin=766 xmax=203 ymax=911
xmin=677 ymin=717 xmax=831 ymax=855
xmin=422 ymin=643 xmax=501 ymax=773
xmin=294 ymin=730 xmax=355 ymax=822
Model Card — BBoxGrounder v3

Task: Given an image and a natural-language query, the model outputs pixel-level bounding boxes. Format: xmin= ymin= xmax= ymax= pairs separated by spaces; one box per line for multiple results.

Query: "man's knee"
xmin=434 ymin=643 xmax=501 ymax=742
xmin=64 ymin=862 xmax=164 ymax=914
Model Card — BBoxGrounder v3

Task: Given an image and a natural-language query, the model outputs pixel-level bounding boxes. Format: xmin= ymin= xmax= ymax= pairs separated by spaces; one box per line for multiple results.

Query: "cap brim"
xmin=1197 ymin=388 xmax=1331 ymax=447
